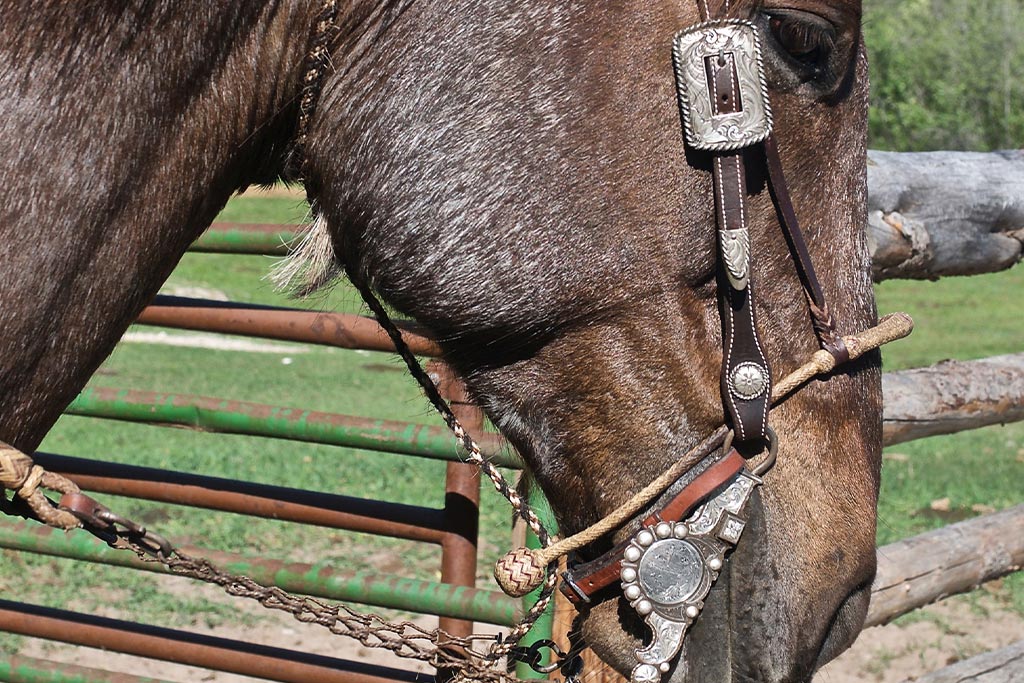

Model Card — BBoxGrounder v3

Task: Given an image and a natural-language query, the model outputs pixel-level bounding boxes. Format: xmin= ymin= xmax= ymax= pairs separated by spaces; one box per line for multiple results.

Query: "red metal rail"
xmin=34 ymin=452 xmax=449 ymax=544
xmin=139 ymin=295 xmax=442 ymax=356
xmin=0 ymin=600 xmax=431 ymax=683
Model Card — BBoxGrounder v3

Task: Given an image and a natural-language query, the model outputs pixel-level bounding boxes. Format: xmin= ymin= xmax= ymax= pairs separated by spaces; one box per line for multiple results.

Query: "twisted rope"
xmin=343 ymin=268 xmax=553 ymax=549
xmin=772 ymin=312 xmax=914 ymax=401
xmin=0 ymin=444 xmax=80 ymax=529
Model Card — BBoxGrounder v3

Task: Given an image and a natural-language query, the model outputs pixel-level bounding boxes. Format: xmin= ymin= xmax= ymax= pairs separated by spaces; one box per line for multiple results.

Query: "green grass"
xmin=873 ymin=270 xmax=1023 ymax=536
xmin=1 ymin=193 xmax=1020 ymax=654
xmin=215 ymin=195 xmax=310 ymax=225
xmin=875 ymin=270 xmax=1024 ymax=371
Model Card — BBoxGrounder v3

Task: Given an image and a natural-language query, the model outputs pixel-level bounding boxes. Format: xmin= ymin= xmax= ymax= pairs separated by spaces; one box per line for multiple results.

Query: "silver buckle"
xmin=673 ymin=19 xmax=773 ymax=151
xmin=620 ymin=469 xmax=762 ymax=683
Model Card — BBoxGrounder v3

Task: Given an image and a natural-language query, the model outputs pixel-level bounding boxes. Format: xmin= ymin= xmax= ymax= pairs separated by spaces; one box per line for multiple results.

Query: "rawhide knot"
xmin=494 ymin=547 xmax=545 ymax=598
xmin=808 ymin=302 xmax=850 ymax=365
xmin=0 ymin=444 xmax=35 ymax=492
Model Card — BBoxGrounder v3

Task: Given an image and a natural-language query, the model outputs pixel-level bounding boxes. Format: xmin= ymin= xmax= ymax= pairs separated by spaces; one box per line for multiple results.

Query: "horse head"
xmin=0 ymin=0 xmax=878 ymax=680
xmin=303 ymin=1 xmax=878 ymax=680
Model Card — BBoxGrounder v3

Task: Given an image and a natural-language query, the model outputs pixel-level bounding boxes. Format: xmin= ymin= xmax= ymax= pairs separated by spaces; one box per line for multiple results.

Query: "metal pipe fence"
xmin=0 ymin=600 xmax=428 ymax=683
xmin=4 ymin=220 xmax=1020 ymax=683
xmin=0 ymin=224 xmax=541 ymax=683
xmin=64 ymin=386 xmax=518 ymax=467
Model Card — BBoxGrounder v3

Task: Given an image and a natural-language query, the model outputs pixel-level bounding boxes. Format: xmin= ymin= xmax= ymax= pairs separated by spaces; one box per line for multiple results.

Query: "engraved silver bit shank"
xmin=621 ymin=470 xmax=762 ymax=683
xmin=673 ymin=20 xmax=773 ymax=151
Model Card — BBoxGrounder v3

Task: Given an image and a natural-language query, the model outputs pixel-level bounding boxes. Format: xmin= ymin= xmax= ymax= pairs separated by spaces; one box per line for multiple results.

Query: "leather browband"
xmin=560 ymin=449 xmax=746 ymax=606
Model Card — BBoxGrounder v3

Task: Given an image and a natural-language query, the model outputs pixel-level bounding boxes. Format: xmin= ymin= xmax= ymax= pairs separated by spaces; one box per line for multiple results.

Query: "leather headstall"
xmin=558 ymin=5 xmax=854 ymax=682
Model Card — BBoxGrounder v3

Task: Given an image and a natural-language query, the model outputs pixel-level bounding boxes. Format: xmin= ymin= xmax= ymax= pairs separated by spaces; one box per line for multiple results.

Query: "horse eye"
xmin=767 ymin=13 xmax=836 ymax=67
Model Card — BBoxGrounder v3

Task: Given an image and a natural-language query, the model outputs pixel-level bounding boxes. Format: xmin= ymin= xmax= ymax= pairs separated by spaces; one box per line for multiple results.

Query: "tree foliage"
xmin=864 ymin=0 xmax=1024 ymax=151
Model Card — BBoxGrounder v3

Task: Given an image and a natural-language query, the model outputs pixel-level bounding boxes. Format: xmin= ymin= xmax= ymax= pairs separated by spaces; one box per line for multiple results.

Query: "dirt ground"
xmin=17 ymin=571 xmax=1023 ymax=683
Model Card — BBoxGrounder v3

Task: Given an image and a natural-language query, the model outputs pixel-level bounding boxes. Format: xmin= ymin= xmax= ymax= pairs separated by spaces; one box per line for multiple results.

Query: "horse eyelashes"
xmin=766 ymin=12 xmax=838 ymax=79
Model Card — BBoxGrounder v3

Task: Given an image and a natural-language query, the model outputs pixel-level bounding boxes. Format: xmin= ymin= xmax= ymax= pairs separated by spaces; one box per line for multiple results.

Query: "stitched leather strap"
xmin=560 ymin=449 xmax=746 ymax=606
xmin=708 ymin=51 xmax=772 ymax=443
xmin=763 ymin=136 xmax=849 ymax=363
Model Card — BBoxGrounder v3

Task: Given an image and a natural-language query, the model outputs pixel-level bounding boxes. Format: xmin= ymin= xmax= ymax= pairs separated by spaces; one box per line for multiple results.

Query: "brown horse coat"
xmin=0 ymin=2 xmax=878 ymax=681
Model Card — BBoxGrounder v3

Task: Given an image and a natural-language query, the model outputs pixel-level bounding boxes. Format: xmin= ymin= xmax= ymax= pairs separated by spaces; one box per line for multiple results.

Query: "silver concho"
xmin=729 ymin=362 xmax=768 ymax=400
xmin=672 ymin=20 xmax=772 ymax=151
xmin=621 ymin=470 xmax=762 ymax=683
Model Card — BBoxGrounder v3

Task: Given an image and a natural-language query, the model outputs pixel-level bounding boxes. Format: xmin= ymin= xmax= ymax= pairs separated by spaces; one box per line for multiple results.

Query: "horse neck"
xmin=0 ymin=1 xmax=317 ymax=449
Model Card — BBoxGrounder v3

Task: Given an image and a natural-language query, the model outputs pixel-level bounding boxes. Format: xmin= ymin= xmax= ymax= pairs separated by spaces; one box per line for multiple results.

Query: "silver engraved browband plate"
xmin=672 ymin=19 xmax=773 ymax=151
xmin=621 ymin=469 xmax=761 ymax=683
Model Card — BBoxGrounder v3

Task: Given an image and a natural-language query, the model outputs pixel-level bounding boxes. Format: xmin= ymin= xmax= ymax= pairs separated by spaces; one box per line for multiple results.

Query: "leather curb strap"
xmin=560 ymin=449 xmax=746 ymax=606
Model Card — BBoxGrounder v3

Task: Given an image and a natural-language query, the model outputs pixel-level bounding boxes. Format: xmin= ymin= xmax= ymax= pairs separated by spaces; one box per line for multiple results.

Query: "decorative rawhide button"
xmin=622 ymin=469 xmax=761 ymax=683
xmin=494 ymin=547 xmax=546 ymax=598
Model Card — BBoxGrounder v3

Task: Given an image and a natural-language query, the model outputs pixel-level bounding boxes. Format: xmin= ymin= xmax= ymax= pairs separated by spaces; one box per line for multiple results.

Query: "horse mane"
xmin=271 ymin=208 xmax=339 ymax=295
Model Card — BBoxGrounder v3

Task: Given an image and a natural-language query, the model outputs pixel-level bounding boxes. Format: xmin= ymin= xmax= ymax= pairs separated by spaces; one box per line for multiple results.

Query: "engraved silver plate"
xmin=621 ymin=470 xmax=762 ymax=683
xmin=638 ymin=540 xmax=703 ymax=605
xmin=719 ymin=228 xmax=750 ymax=290
xmin=673 ymin=20 xmax=772 ymax=151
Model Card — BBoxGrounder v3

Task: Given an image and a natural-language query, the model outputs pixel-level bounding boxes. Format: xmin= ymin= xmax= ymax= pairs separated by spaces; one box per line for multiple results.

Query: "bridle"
xmin=289 ymin=2 xmax=910 ymax=682
xmin=537 ymin=7 xmax=857 ymax=680
xmin=494 ymin=5 xmax=900 ymax=683
xmin=0 ymin=4 xmax=910 ymax=683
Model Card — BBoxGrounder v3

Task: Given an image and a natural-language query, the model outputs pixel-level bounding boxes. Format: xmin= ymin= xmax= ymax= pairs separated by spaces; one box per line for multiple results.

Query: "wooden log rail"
xmin=867 ymin=505 xmax=1024 ymax=628
xmin=899 ymin=640 xmax=1024 ymax=683
xmin=882 ymin=353 xmax=1024 ymax=445
xmin=867 ymin=150 xmax=1024 ymax=281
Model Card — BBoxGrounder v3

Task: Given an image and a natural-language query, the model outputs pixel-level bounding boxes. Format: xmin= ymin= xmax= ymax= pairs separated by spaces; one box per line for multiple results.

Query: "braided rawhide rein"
xmin=0 ymin=309 xmax=911 ymax=680
xmin=0 ymin=444 xmax=81 ymax=529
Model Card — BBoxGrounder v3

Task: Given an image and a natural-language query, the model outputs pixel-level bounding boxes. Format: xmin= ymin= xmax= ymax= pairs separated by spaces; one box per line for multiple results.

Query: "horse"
xmin=0 ymin=1 xmax=879 ymax=681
